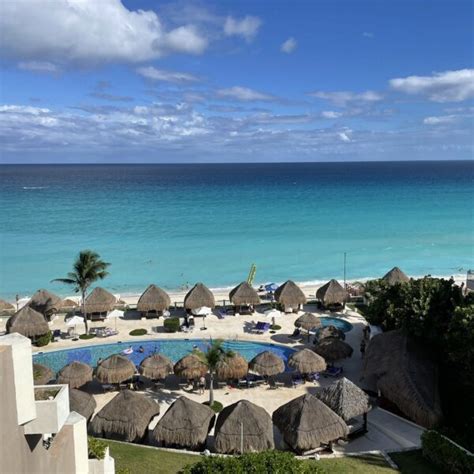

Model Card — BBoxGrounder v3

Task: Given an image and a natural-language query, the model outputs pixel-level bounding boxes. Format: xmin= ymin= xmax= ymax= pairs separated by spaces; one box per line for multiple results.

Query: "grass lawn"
xmin=389 ymin=450 xmax=444 ymax=473
xmin=317 ymin=453 xmax=397 ymax=473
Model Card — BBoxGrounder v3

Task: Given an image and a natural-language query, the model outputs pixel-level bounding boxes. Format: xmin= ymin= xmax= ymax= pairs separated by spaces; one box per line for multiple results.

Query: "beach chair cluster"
xmin=238 ymin=374 xmax=266 ymax=388
xmin=89 ymin=327 xmax=118 ymax=338
xmin=252 ymin=321 xmax=271 ymax=334
xmin=292 ymin=372 xmax=320 ymax=387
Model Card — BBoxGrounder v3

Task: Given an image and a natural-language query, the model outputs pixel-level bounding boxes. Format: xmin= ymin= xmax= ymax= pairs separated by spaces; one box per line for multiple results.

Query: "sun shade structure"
xmin=61 ymin=298 xmax=78 ymax=309
xmin=28 ymin=289 xmax=62 ymax=319
xmin=184 ymin=283 xmax=215 ymax=310
xmin=249 ymin=351 xmax=285 ymax=376
xmin=152 ymin=396 xmax=215 ymax=450
xmin=174 ymin=354 xmax=208 ymax=379
xmin=96 ymin=354 xmax=136 ymax=384
xmin=69 ymin=389 xmax=96 ymax=422
xmin=57 ymin=361 xmax=93 ymax=388
xmin=318 ymin=325 xmax=346 ymax=340
xmin=272 ymin=394 xmax=348 ymax=453
xmin=0 ymin=299 xmax=15 ymax=311
xmin=136 ymin=284 xmax=171 ymax=315
xmin=90 ymin=390 xmax=160 ymax=443
xmin=275 ymin=280 xmax=306 ymax=311
xmin=361 ymin=329 xmax=442 ymax=428
xmin=317 ymin=377 xmax=370 ymax=422
xmin=215 ymin=353 xmax=248 ymax=380
xmin=288 ymin=349 xmax=326 ymax=374
xmin=33 ymin=363 xmax=54 ymax=385
xmin=6 ymin=306 xmax=49 ymax=338
xmin=382 ymin=267 xmax=410 ymax=285
xmin=139 ymin=354 xmax=174 ymax=380
xmin=229 ymin=282 xmax=261 ymax=306
xmin=295 ymin=312 xmax=321 ymax=331
xmin=215 ymin=400 xmax=274 ymax=454
xmin=84 ymin=287 xmax=116 ymax=315
xmin=316 ymin=280 xmax=347 ymax=307
xmin=314 ymin=337 xmax=353 ymax=362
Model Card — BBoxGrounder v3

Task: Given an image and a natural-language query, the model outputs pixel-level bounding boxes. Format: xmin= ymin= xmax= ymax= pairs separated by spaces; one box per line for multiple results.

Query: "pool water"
xmin=33 ymin=339 xmax=296 ymax=374
xmin=319 ymin=317 xmax=353 ymax=333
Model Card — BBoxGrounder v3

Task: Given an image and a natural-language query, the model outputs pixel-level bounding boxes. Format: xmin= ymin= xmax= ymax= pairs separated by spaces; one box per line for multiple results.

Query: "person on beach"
xmin=198 ymin=376 xmax=206 ymax=394
xmin=138 ymin=345 xmax=144 ymax=353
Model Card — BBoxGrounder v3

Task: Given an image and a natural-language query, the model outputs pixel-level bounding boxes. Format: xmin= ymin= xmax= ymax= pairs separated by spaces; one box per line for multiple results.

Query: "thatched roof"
xmin=318 ymin=325 xmax=345 ymax=340
xmin=249 ymin=351 xmax=285 ymax=376
xmin=28 ymin=289 xmax=62 ymax=316
xmin=216 ymin=353 xmax=248 ymax=380
xmin=152 ymin=396 xmax=215 ymax=450
xmin=314 ymin=338 xmax=353 ymax=362
xmin=229 ymin=282 xmax=261 ymax=306
xmin=295 ymin=312 xmax=321 ymax=331
xmin=0 ymin=299 xmax=15 ymax=311
xmin=174 ymin=354 xmax=208 ymax=379
xmin=57 ymin=361 xmax=93 ymax=388
xmin=288 ymin=349 xmax=326 ymax=374
xmin=361 ymin=329 xmax=442 ymax=428
xmin=90 ymin=390 xmax=160 ymax=443
xmin=316 ymin=280 xmax=347 ymax=306
xmin=215 ymin=400 xmax=274 ymax=454
xmin=69 ymin=389 xmax=96 ymax=421
xmin=272 ymin=394 xmax=348 ymax=453
xmin=96 ymin=354 xmax=136 ymax=384
xmin=137 ymin=284 xmax=171 ymax=312
xmin=382 ymin=267 xmax=410 ymax=285
xmin=84 ymin=287 xmax=116 ymax=314
xmin=139 ymin=354 xmax=173 ymax=380
xmin=317 ymin=378 xmax=369 ymax=421
xmin=7 ymin=306 xmax=49 ymax=337
xmin=61 ymin=298 xmax=78 ymax=309
xmin=33 ymin=363 xmax=54 ymax=385
xmin=184 ymin=283 xmax=215 ymax=310
xmin=275 ymin=280 xmax=306 ymax=307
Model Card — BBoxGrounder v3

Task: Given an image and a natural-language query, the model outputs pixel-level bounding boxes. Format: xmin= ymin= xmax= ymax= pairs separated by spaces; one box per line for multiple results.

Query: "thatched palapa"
xmin=216 ymin=353 xmax=248 ymax=380
xmin=96 ymin=354 xmax=135 ymax=384
xmin=7 ymin=306 xmax=49 ymax=338
xmin=295 ymin=312 xmax=321 ymax=331
xmin=139 ymin=354 xmax=173 ymax=380
xmin=314 ymin=337 xmax=353 ymax=362
xmin=249 ymin=351 xmax=285 ymax=376
xmin=215 ymin=400 xmax=274 ymax=453
xmin=84 ymin=287 xmax=116 ymax=315
xmin=318 ymin=325 xmax=345 ymax=340
xmin=69 ymin=388 xmax=96 ymax=421
xmin=0 ymin=299 xmax=15 ymax=311
xmin=361 ymin=329 xmax=442 ymax=428
xmin=184 ymin=283 xmax=215 ymax=310
xmin=229 ymin=282 xmax=260 ymax=306
xmin=57 ymin=361 xmax=93 ymax=388
xmin=174 ymin=354 xmax=208 ymax=379
xmin=316 ymin=279 xmax=347 ymax=307
xmin=153 ymin=396 xmax=215 ymax=450
xmin=275 ymin=280 xmax=306 ymax=311
xmin=90 ymin=390 xmax=160 ymax=443
xmin=288 ymin=349 xmax=326 ymax=374
xmin=272 ymin=394 xmax=348 ymax=453
xmin=137 ymin=284 xmax=171 ymax=315
xmin=33 ymin=363 xmax=54 ymax=385
xmin=28 ymin=289 xmax=62 ymax=319
xmin=382 ymin=267 xmax=410 ymax=285
xmin=61 ymin=298 xmax=78 ymax=309
xmin=317 ymin=377 xmax=369 ymax=421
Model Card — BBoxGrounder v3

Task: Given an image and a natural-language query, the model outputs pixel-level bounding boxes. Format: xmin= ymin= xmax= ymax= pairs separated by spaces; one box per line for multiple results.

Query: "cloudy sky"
xmin=0 ymin=0 xmax=472 ymax=163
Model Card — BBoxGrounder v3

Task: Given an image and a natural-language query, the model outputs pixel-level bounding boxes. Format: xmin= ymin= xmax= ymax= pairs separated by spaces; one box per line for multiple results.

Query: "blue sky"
xmin=0 ymin=0 xmax=472 ymax=163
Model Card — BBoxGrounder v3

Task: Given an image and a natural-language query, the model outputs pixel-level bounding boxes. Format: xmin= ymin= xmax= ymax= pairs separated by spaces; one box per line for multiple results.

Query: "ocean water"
xmin=0 ymin=162 xmax=472 ymax=299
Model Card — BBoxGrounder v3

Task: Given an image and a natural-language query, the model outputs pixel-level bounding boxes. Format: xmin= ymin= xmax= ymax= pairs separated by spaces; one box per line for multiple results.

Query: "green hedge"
xmin=422 ymin=430 xmax=474 ymax=474
xmin=79 ymin=334 xmax=96 ymax=340
xmin=181 ymin=450 xmax=322 ymax=474
xmin=129 ymin=328 xmax=147 ymax=336
xmin=88 ymin=437 xmax=108 ymax=460
xmin=164 ymin=317 xmax=180 ymax=333
xmin=34 ymin=330 xmax=51 ymax=347
xmin=203 ymin=400 xmax=223 ymax=413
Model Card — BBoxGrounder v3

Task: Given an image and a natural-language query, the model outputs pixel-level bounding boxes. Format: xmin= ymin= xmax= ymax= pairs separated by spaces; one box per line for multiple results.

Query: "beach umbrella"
xmin=215 ymin=400 xmax=274 ymax=454
xmin=89 ymin=390 xmax=160 ymax=443
xmin=382 ymin=267 xmax=410 ymax=285
xmin=295 ymin=312 xmax=321 ymax=331
xmin=316 ymin=280 xmax=347 ymax=307
xmin=57 ymin=361 xmax=93 ymax=388
xmin=61 ymin=298 xmax=78 ymax=310
xmin=33 ymin=363 xmax=54 ymax=385
xmin=69 ymin=389 xmax=96 ymax=422
xmin=191 ymin=306 xmax=212 ymax=316
xmin=17 ymin=297 xmax=31 ymax=309
xmin=264 ymin=283 xmax=278 ymax=293
xmin=249 ymin=351 xmax=285 ymax=377
xmin=174 ymin=354 xmax=208 ymax=380
xmin=215 ymin=353 xmax=248 ymax=380
xmin=28 ymin=289 xmax=62 ymax=319
xmin=0 ymin=299 xmax=15 ymax=312
xmin=66 ymin=315 xmax=84 ymax=326
xmin=96 ymin=354 xmax=136 ymax=384
xmin=314 ymin=338 xmax=353 ymax=362
xmin=318 ymin=325 xmax=346 ymax=340
xmin=107 ymin=309 xmax=123 ymax=330
xmin=139 ymin=354 xmax=174 ymax=380
xmin=264 ymin=308 xmax=281 ymax=318
xmin=152 ymin=396 xmax=215 ymax=450
xmin=288 ymin=349 xmax=326 ymax=375
xmin=6 ymin=306 xmax=49 ymax=339
xmin=184 ymin=283 xmax=215 ymax=310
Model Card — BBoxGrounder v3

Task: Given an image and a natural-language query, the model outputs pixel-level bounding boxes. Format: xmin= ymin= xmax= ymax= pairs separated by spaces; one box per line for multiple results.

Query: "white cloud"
xmin=224 ymin=16 xmax=261 ymax=42
xmin=310 ymin=90 xmax=383 ymax=107
xmin=18 ymin=61 xmax=60 ymax=73
xmin=281 ymin=37 xmax=297 ymax=53
xmin=338 ymin=129 xmax=352 ymax=142
xmin=423 ymin=115 xmax=457 ymax=125
xmin=137 ymin=66 xmax=199 ymax=84
xmin=216 ymin=86 xmax=275 ymax=102
xmin=1 ymin=0 xmax=208 ymax=65
xmin=390 ymin=69 xmax=474 ymax=102
xmin=321 ymin=111 xmax=343 ymax=119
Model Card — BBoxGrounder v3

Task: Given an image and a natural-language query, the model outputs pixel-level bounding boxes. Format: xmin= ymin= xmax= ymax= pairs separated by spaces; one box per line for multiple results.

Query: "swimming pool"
xmin=33 ymin=339 xmax=296 ymax=374
xmin=319 ymin=317 xmax=353 ymax=333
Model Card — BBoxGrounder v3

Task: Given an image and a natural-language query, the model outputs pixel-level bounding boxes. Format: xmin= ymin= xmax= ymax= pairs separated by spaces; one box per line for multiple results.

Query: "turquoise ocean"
xmin=0 ymin=161 xmax=472 ymax=300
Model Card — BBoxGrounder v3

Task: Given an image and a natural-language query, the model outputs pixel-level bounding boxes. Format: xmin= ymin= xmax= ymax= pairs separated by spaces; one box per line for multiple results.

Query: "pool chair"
xmin=52 ymin=329 xmax=61 ymax=342
xmin=217 ymin=310 xmax=227 ymax=319
xmin=308 ymin=372 xmax=320 ymax=383
xmin=292 ymin=374 xmax=305 ymax=387
xmin=322 ymin=366 xmax=343 ymax=378
xmin=254 ymin=322 xmax=270 ymax=334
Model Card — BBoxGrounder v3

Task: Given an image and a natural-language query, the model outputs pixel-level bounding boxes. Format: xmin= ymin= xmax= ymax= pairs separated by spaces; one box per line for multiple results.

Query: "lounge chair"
xmin=292 ymin=374 xmax=305 ymax=387
xmin=52 ymin=329 xmax=61 ymax=342
xmin=322 ymin=366 xmax=343 ymax=378
xmin=254 ymin=321 xmax=270 ymax=334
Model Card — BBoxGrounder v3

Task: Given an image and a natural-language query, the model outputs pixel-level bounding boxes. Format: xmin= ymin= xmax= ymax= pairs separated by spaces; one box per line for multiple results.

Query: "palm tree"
xmin=195 ymin=339 xmax=234 ymax=406
xmin=52 ymin=250 xmax=110 ymax=334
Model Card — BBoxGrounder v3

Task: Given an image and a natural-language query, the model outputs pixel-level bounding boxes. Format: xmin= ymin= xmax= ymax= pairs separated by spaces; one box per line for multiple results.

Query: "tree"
xmin=52 ymin=250 xmax=110 ymax=334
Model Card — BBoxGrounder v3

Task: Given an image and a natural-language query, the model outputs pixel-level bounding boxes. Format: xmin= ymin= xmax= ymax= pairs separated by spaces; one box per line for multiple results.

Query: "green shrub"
xmin=34 ymin=331 xmax=52 ymax=347
xmin=181 ymin=450 xmax=322 ymax=474
xmin=422 ymin=430 xmax=474 ymax=474
xmin=203 ymin=400 xmax=223 ymax=413
xmin=79 ymin=334 xmax=96 ymax=340
xmin=129 ymin=328 xmax=147 ymax=336
xmin=164 ymin=317 xmax=181 ymax=333
xmin=88 ymin=437 xmax=108 ymax=460
xmin=270 ymin=324 xmax=281 ymax=330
